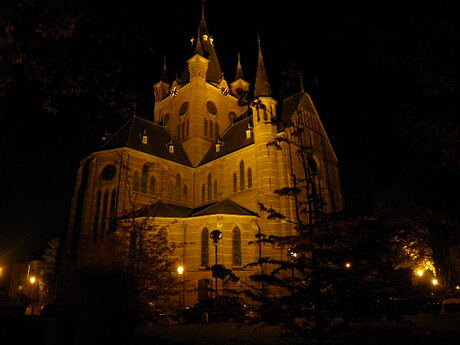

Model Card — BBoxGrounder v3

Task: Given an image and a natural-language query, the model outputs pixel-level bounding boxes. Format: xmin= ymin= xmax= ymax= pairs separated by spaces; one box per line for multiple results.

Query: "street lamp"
xmin=432 ymin=278 xmax=439 ymax=286
xmin=210 ymin=230 xmax=223 ymax=301
xmin=29 ymin=276 xmax=37 ymax=284
xmin=177 ymin=265 xmax=185 ymax=307
xmin=416 ymin=269 xmax=424 ymax=277
xmin=345 ymin=262 xmax=351 ymax=269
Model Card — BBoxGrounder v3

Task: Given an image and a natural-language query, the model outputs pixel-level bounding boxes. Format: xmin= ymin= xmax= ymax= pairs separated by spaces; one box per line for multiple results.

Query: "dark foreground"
xmin=2 ymin=311 xmax=460 ymax=345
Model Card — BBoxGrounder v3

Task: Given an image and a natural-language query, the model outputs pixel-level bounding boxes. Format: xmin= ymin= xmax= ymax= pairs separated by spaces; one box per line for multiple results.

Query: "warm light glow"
xmin=432 ymin=279 xmax=439 ymax=286
xmin=416 ymin=269 xmax=424 ymax=277
xmin=29 ymin=276 xmax=37 ymax=284
xmin=0 ymin=267 xmax=3 ymax=276
xmin=455 ymin=285 xmax=460 ymax=290
xmin=177 ymin=266 xmax=184 ymax=275
xmin=345 ymin=262 xmax=351 ymax=268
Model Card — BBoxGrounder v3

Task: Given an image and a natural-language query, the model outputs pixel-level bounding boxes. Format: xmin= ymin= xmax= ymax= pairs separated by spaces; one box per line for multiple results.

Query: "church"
xmin=63 ymin=5 xmax=343 ymax=306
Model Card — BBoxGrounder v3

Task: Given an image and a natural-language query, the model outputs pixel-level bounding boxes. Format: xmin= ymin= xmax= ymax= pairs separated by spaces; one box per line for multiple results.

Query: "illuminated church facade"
xmin=64 ymin=7 xmax=343 ymax=305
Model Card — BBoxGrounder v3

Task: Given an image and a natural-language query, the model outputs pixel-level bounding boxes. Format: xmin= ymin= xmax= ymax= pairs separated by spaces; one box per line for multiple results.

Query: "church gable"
xmin=280 ymin=92 xmax=338 ymax=164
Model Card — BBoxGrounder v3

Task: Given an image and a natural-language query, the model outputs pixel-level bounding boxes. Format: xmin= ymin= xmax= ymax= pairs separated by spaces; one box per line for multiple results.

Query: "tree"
xmin=39 ymin=237 xmax=60 ymax=304
xmin=235 ymin=107 xmax=405 ymax=344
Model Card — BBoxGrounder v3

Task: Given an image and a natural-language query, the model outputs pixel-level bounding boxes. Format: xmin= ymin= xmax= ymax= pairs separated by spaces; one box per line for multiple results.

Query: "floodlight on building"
xmin=455 ymin=285 xmax=460 ymax=290
xmin=432 ymin=279 xmax=439 ymax=286
xmin=345 ymin=262 xmax=351 ymax=269
xmin=416 ymin=269 xmax=424 ymax=277
xmin=29 ymin=276 xmax=37 ymax=284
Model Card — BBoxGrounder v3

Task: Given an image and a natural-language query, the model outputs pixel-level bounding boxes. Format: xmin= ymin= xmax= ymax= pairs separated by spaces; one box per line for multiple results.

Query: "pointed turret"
xmin=153 ymin=55 xmax=170 ymax=104
xmin=230 ymin=52 xmax=250 ymax=97
xmin=235 ymin=52 xmax=244 ymax=81
xmin=160 ymin=55 xmax=169 ymax=83
xmin=254 ymin=34 xmax=272 ymax=98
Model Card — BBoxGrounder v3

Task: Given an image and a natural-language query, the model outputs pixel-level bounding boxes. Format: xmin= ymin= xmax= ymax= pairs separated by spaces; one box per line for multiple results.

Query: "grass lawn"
xmin=136 ymin=313 xmax=460 ymax=345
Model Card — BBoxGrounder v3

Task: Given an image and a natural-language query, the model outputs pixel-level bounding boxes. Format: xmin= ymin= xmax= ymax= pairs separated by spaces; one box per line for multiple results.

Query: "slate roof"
xmin=199 ymin=113 xmax=254 ymax=165
xmin=134 ymin=199 xmax=258 ymax=218
xmin=100 ymin=116 xmax=192 ymax=167
xmin=279 ymin=91 xmax=305 ymax=129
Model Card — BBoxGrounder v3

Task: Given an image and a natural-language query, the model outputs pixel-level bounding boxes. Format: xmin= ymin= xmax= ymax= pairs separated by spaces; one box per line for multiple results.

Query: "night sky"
xmin=1 ymin=0 xmax=458 ymax=263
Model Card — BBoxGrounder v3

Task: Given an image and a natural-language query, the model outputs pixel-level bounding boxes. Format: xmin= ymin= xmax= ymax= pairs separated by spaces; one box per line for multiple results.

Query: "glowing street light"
xmin=29 ymin=276 xmax=37 ymax=284
xmin=177 ymin=265 xmax=184 ymax=275
xmin=432 ymin=278 xmax=439 ymax=286
xmin=345 ymin=262 xmax=351 ymax=269
xmin=416 ymin=269 xmax=424 ymax=277
xmin=455 ymin=285 xmax=460 ymax=290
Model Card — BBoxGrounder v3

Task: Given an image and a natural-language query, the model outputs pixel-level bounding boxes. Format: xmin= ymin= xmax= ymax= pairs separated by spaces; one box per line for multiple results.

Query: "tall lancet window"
xmin=232 ymin=227 xmax=242 ymax=266
xmin=247 ymin=167 xmax=252 ymax=188
xmin=204 ymin=118 xmax=208 ymax=136
xmin=141 ymin=164 xmax=149 ymax=193
xmin=209 ymin=121 xmax=214 ymax=138
xmin=201 ymin=228 xmax=209 ymax=267
xmin=213 ymin=179 xmax=217 ymax=199
xmin=207 ymin=173 xmax=212 ymax=200
xmin=233 ymin=173 xmax=237 ymax=193
xmin=133 ymin=171 xmax=140 ymax=192
xmin=175 ymin=173 xmax=181 ymax=200
xmin=239 ymin=160 xmax=245 ymax=191
xmin=149 ymin=176 xmax=156 ymax=195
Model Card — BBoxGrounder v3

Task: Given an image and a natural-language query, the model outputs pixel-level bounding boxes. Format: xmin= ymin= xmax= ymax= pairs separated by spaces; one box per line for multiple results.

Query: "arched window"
xmin=207 ymin=173 xmax=212 ymax=200
xmin=232 ymin=227 xmax=242 ymax=266
xmin=233 ymin=173 xmax=237 ymax=193
xmin=201 ymin=228 xmax=209 ymax=267
xmin=149 ymin=176 xmax=155 ymax=195
xmin=93 ymin=191 xmax=101 ymax=243
xmin=204 ymin=118 xmax=208 ymax=136
xmin=201 ymin=184 xmax=206 ymax=202
xmin=101 ymin=190 xmax=109 ymax=237
xmin=186 ymin=119 xmax=190 ymax=138
xmin=216 ymin=123 xmax=219 ymax=137
xmin=109 ymin=189 xmax=117 ymax=221
xmin=168 ymin=182 xmax=173 ymax=198
xmin=133 ymin=171 xmax=140 ymax=192
xmin=177 ymin=125 xmax=180 ymax=140
xmin=175 ymin=173 xmax=181 ymax=200
xmin=239 ymin=160 xmax=245 ymax=191
xmin=209 ymin=121 xmax=214 ymax=138
xmin=247 ymin=167 xmax=252 ymax=188
xmin=141 ymin=164 xmax=149 ymax=193
xmin=181 ymin=122 xmax=186 ymax=140
xmin=213 ymin=179 xmax=217 ymax=199
xmin=183 ymin=185 xmax=188 ymax=201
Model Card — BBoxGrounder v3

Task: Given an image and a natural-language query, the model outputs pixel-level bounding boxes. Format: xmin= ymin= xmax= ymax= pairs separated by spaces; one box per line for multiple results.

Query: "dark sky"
xmin=1 ymin=0 xmax=458 ymax=263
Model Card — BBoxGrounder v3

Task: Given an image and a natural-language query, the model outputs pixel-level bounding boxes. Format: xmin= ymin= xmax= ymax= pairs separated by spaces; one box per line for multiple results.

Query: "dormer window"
xmin=141 ymin=129 xmax=148 ymax=144
xmin=246 ymin=123 xmax=253 ymax=139
xmin=167 ymin=140 xmax=175 ymax=153
xmin=215 ymin=137 xmax=224 ymax=152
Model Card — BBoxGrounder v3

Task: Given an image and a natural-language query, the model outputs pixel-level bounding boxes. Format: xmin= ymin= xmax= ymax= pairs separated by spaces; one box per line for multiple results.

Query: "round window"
xmin=101 ymin=164 xmax=116 ymax=181
xmin=180 ymin=102 xmax=189 ymax=116
xmin=229 ymin=111 xmax=236 ymax=123
xmin=206 ymin=101 xmax=218 ymax=115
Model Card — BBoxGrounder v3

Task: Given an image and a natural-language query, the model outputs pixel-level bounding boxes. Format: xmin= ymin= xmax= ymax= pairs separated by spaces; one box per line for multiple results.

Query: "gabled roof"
xmin=135 ymin=201 xmax=192 ymax=218
xmin=192 ymin=199 xmax=258 ymax=217
xmin=279 ymin=92 xmax=338 ymax=162
xmin=199 ymin=113 xmax=254 ymax=165
xmin=133 ymin=199 xmax=258 ymax=218
xmin=100 ymin=116 xmax=192 ymax=167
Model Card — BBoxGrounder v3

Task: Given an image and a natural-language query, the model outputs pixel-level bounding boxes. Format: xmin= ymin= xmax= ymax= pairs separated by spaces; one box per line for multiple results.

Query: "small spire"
xmin=254 ymin=33 xmax=272 ymax=97
xmin=160 ymin=55 xmax=168 ymax=83
xmin=198 ymin=0 xmax=208 ymax=35
xmin=299 ymin=73 xmax=304 ymax=93
xmin=234 ymin=52 xmax=245 ymax=81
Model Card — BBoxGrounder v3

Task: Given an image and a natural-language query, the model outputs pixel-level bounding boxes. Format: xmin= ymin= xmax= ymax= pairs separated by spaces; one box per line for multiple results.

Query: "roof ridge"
xmin=101 ymin=116 xmax=135 ymax=149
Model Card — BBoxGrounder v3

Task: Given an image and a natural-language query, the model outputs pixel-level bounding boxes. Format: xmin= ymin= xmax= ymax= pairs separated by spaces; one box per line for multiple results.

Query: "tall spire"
xmin=160 ymin=55 xmax=169 ymax=83
xmin=198 ymin=0 xmax=208 ymax=35
xmin=254 ymin=34 xmax=272 ymax=97
xmin=234 ymin=52 xmax=245 ymax=81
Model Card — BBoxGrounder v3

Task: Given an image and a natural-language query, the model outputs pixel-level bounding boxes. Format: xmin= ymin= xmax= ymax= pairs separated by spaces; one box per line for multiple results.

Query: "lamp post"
xmin=210 ymin=230 xmax=223 ymax=301
xmin=177 ymin=265 xmax=184 ymax=307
